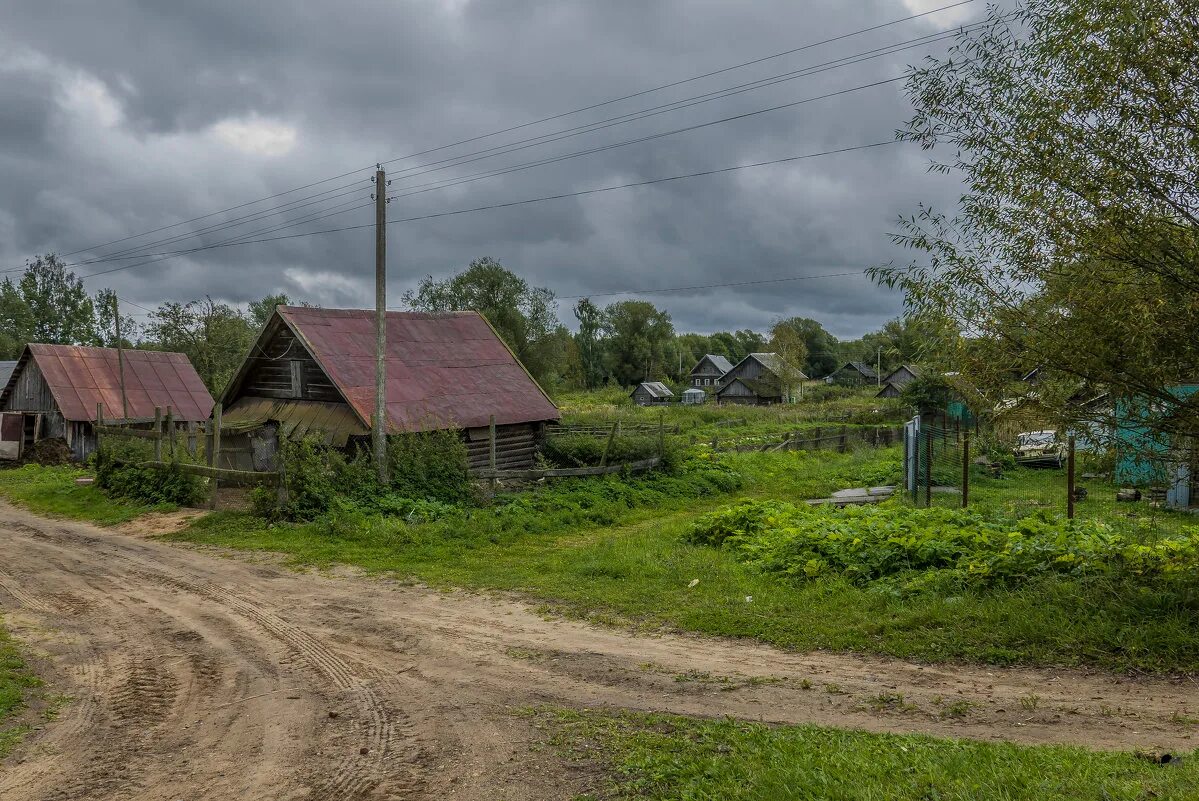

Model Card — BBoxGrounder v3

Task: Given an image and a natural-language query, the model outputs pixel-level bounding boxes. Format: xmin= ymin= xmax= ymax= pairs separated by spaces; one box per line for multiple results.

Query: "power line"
xmin=380 ymin=0 xmax=974 ymax=171
xmin=555 ymin=271 xmax=869 ymax=300
xmin=381 ymin=23 xmax=977 ymax=191
xmin=69 ymin=71 xmax=909 ymax=272
xmin=387 ymin=75 xmax=907 ymax=203
xmin=31 ymin=1 xmax=972 ymax=269
xmin=71 ymin=179 xmax=373 ymax=267
xmin=66 ymin=20 xmax=976 ymax=270
xmin=72 ymin=139 xmax=900 ymax=281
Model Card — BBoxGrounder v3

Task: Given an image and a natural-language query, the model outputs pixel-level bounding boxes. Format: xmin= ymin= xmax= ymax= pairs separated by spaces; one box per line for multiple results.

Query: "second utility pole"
xmin=374 ymin=166 xmax=388 ymax=484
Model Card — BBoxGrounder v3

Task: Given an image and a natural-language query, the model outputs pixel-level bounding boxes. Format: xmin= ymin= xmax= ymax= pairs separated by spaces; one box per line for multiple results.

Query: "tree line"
xmin=0 ymin=254 xmax=932 ymax=397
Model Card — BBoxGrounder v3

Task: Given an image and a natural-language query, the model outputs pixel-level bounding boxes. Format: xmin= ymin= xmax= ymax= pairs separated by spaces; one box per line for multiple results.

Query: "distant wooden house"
xmin=688 ymin=354 xmax=734 ymax=391
xmin=0 ymin=344 xmax=214 ymax=461
xmin=218 ymin=307 xmax=561 ymax=472
xmin=876 ymin=365 xmax=921 ymax=398
xmin=715 ymin=353 xmax=806 ymax=406
xmin=631 ymin=382 xmax=674 ymax=406
xmin=828 ymin=361 xmax=878 ymax=387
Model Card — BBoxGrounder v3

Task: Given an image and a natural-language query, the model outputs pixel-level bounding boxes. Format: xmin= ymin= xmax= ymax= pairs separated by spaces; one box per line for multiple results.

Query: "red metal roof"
xmin=272 ymin=307 xmax=559 ymax=432
xmin=13 ymin=344 xmax=214 ymax=422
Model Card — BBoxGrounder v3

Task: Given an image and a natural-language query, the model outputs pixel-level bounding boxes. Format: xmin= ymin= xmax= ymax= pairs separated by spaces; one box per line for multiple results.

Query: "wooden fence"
xmin=94 ymin=402 xmax=281 ymax=509
xmin=709 ymin=425 xmax=903 ymax=454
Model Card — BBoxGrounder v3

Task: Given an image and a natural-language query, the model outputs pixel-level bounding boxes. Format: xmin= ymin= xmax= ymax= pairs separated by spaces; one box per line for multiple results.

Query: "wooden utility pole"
xmin=113 ymin=295 xmax=128 ymax=419
xmin=373 ymin=166 xmax=388 ymax=484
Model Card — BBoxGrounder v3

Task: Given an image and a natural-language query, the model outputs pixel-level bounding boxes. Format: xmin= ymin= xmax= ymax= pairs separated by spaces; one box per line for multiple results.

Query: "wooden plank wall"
xmin=239 ymin=324 xmax=342 ymax=403
xmin=2 ymin=360 xmax=57 ymax=415
xmin=463 ymin=423 xmax=540 ymax=470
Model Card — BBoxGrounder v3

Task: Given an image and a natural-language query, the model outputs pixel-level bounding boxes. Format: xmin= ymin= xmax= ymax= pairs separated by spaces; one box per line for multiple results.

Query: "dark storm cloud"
xmin=0 ymin=0 xmax=981 ymax=338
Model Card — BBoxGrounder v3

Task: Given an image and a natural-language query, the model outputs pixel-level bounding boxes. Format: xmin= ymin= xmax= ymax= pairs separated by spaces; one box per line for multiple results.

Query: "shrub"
xmin=386 ymin=429 xmax=473 ymax=504
xmin=687 ymin=500 xmax=1199 ymax=595
xmin=260 ymin=430 xmax=472 ymax=521
xmin=95 ymin=437 xmax=205 ymax=507
xmin=543 ymin=432 xmax=666 ymax=468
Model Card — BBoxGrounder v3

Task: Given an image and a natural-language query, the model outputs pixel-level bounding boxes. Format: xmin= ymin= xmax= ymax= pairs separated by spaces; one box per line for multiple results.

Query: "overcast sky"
xmin=0 ymin=0 xmax=983 ymax=339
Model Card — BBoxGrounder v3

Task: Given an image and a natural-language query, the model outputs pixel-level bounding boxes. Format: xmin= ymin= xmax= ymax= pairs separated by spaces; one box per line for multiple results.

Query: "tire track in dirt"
xmin=3 ymin=505 xmax=1198 ymax=801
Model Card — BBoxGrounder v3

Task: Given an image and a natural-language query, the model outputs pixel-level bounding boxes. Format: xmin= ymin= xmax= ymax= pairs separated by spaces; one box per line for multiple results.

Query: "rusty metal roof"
xmin=237 ymin=307 xmax=559 ymax=432
xmin=6 ymin=344 xmax=214 ymax=422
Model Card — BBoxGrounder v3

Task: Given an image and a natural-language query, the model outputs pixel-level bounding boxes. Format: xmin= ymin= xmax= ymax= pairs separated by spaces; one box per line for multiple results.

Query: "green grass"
xmin=544 ymin=709 xmax=1199 ymax=801
xmin=167 ymin=445 xmax=1199 ymax=672
xmin=554 ymin=386 xmax=909 ymax=445
xmin=965 ymin=466 xmax=1193 ymax=537
xmin=0 ymin=464 xmax=173 ymax=525
xmin=0 ymin=617 xmax=41 ymax=758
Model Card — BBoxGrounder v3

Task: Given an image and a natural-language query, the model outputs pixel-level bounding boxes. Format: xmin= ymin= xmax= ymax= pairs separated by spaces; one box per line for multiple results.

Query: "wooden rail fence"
xmin=94 ymin=402 xmax=282 ymax=508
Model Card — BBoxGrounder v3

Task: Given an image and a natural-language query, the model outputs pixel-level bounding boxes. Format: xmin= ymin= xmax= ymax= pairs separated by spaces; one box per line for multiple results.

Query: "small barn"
xmin=688 ymin=354 xmax=733 ymax=391
xmin=218 ymin=307 xmax=560 ymax=472
xmin=715 ymin=353 xmax=806 ymax=406
xmin=631 ymin=382 xmax=674 ymax=406
xmin=877 ymin=364 xmax=921 ymax=398
xmin=0 ymin=344 xmax=214 ymax=461
xmin=828 ymin=361 xmax=878 ymax=387
xmin=681 ymin=387 xmax=706 ymax=405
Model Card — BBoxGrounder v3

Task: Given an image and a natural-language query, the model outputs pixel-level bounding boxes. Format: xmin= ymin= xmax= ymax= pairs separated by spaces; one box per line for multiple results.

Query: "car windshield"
xmin=1017 ymin=431 xmax=1056 ymax=447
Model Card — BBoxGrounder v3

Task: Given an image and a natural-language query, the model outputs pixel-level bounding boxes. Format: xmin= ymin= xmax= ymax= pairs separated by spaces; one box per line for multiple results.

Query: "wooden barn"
xmin=715 ymin=353 xmax=806 ymax=406
xmin=630 ymin=382 xmax=673 ymax=406
xmin=828 ymin=361 xmax=878 ymax=387
xmin=0 ymin=344 xmax=214 ymax=461
xmin=876 ymin=364 xmax=921 ymax=398
xmin=688 ymin=354 xmax=733 ymax=391
xmin=218 ymin=306 xmax=560 ymax=472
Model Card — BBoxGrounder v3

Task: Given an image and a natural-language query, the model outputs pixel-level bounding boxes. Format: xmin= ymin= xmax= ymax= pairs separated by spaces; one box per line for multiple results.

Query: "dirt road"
xmin=0 ymin=503 xmax=1195 ymax=800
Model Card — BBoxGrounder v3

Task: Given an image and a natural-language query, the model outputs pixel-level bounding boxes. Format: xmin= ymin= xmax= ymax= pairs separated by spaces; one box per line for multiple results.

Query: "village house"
xmin=876 ymin=364 xmax=921 ymax=398
xmin=687 ymin=354 xmax=733 ymax=391
xmin=217 ymin=306 xmax=560 ymax=472
xmin=715 ymin=352 xmax=806 ymax=406
xmin=630 ymin=381 xmax=674 ymax=406
xmin=0 ymin=344 xmax=214 ymax=461
xmin=828 ymin=361 xmax=878 ymax=387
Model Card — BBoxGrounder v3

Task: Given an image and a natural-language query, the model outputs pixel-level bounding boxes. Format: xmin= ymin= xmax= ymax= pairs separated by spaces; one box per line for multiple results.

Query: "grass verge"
xmin=0 ymin=465 xmax=172 ymax=525
xmin=543 ymin=708 xmax=1199 ymax=801
xmin=0 ymin=617 xmax=42 ymax=758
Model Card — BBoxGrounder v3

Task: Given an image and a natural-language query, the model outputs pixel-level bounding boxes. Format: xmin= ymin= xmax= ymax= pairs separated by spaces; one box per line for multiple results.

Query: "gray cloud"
xmin=0 ymin=0 xmax=981 ymax=340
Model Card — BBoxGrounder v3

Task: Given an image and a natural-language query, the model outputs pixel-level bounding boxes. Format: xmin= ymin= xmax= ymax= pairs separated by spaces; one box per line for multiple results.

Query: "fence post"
xmin=209 ymin=403 xmax=222 ymax=510
xmin=840 ymin=425 xmax=848 ymax=453
xmin=165 ymin=406 xmax=175 ymax=462
xmin=658 ymin=411 xmax=665 ymax=458
xmin=1067 ymin=434 xmax=1076 ymax=520
xmin=187 ymin=421 xmax=197 ymax=458
xmin=600 ymin=421 xmax=619 ymax=467
xmin=925 ymin=428 xmax=934 ymax=508
xmin=276 ymin=448 xmax=289 ymax=509
xmin=95 ymin=402 xmax=103 ymax=457
xmin=488 ymin=414 xmax=497 ymax=494
xmin=962 ymin=432 xmax=970 ymax=509
xmin=152 ymin=406 xmax=163 ymax=461
xmin=813 ymin=426 xmax=823 ymax=451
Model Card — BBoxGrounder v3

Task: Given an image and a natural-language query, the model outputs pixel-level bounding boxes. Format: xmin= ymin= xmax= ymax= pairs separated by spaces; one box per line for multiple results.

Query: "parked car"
xmin=1013 ymin=430 xmax=1065 ymax=467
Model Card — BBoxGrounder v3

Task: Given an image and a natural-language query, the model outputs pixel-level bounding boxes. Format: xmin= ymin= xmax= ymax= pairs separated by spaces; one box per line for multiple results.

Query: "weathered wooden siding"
xmin=239 ymin=323 xmax=342 ymax=403
xmin=2 ymin=359 xmax=56 ymax=414
xmin=463 ymin=422 xmax=542 ymax=470
xmin=2 ymin=359 xmax=76 ymax=454
xmin=724 ymin=358 xmax=769 ymax=384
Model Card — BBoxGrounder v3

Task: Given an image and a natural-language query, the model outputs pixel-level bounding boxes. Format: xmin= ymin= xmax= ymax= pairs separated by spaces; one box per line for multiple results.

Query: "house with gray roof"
xmin=715 ymin=353 xmax=806 ymax=406
xmin=630 ymin=381 xmax=674 ymax=406
xmin=687 ymin=354 xmax=734 ymax=392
